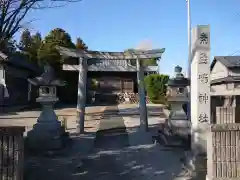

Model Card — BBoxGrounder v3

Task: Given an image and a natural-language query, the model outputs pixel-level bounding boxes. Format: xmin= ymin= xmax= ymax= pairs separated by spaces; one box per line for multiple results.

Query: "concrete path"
xmin=75 ymin=131 xmax=187 ymax=180
xmin=75 ymin=105 xmax=134 ymax=179
xmin=71 ymin=104 xmax=190 ymax=180
xmin=3 ymin=104 xmax=191 ymax=180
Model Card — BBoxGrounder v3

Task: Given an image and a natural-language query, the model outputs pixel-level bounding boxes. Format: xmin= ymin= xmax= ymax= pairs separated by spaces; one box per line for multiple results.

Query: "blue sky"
xmin=18 ymin=0 xmax=240 ymax=75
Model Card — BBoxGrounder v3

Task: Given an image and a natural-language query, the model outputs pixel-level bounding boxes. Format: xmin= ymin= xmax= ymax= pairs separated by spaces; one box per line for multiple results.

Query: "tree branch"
xmin=0 ymin=0 xmax=82 ymax=50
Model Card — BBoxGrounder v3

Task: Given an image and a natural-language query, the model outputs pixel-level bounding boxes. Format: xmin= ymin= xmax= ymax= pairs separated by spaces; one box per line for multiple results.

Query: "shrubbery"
xmin=144 ymin=74 xmax=169 ymax=104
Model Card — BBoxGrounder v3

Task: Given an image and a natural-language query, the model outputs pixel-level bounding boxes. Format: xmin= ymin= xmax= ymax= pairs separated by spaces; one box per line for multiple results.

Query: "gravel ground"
xmin=74 ymin=128 xmax=191 ymax=180
xmin=70 ymin=106 xmax=190 ymax=180
xmin=24 ymin=105 xmax=194 ymax=180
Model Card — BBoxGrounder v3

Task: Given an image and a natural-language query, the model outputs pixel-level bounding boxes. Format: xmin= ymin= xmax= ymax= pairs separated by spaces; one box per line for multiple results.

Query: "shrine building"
xmin=59 ymin=48 xmax=165 ymax=104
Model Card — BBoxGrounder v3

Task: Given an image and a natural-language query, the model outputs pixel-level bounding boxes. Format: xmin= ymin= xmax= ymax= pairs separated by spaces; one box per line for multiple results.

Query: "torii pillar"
xmin=136 ymin=58 xmax=148 ymax=132
xmin=76 ymin=57 xmax=148 ymax=133
xmin=57 ymin=46 xmax=165 ymax=134
xmin=76 ymin=57 xmax=88 ymax=134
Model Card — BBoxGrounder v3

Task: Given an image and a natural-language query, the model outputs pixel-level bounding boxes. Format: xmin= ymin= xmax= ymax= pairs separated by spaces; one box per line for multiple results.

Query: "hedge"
xmin=144 ymin=74 xmax=169 ymax=104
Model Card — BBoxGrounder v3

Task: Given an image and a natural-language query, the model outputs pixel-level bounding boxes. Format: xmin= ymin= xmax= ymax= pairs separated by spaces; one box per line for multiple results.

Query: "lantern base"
xmin=26 ymin=99 xmax=65 ymax=150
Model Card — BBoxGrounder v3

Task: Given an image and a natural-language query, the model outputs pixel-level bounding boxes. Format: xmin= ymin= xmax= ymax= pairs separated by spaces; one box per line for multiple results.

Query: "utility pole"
xmin=186 ymin=0 xmax=191 ymax=120
xmin=187 ymin=0 xmax=191 ymax=78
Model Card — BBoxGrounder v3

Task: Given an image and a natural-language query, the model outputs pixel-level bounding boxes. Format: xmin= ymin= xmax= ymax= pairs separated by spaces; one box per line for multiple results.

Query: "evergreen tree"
xmin=38 ymin=28 xmax=75 ymax=65
xmin=37 ymin=28 xmax=76 ymax=77
xmin=31 ymin=32 xmax=42 ymax=48
xmin=30 ymin=32 xmax=42 ymax=65
xmin=18 ymin=29 xmax=32 ymax=53
xmin=76 ymin=37 xmax=88 ymax=50
xmin=144 ymin=74 xmax=169 ymax=103
xmin=18 ymin=30 xmax=43 ymax=65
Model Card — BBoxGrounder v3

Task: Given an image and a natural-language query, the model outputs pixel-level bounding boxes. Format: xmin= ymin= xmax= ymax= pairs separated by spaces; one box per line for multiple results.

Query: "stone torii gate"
xmin=57 ymin=46 xmax=165 ymax=134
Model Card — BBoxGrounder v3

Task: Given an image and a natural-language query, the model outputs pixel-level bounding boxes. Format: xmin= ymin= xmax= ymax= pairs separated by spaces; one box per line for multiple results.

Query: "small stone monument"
xmin=26 ymin=64 xmax=66 ymax=150
xmin=166 ymin=65 xmax=190 ymax=138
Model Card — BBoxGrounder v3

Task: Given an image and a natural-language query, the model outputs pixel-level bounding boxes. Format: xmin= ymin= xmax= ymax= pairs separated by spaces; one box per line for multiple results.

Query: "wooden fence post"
xmin=0 ymin=126 xmax=25 ymax=180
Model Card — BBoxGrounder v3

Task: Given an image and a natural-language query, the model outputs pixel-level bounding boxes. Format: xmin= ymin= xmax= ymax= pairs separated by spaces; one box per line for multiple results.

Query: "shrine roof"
xmin=0 ymin=52 xmax=41 ymax=73
xmin=211 ymin=56 xmax=240 ymax=70
xmin=88 ymin=59 xmax=136 ymax=71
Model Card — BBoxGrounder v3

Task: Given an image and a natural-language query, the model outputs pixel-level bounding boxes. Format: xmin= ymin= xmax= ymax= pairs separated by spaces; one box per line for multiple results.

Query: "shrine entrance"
xmin=87 ymin=71 xmax=137 ymax=105
xmin=57 ymin=46 xmax=165 ymax=133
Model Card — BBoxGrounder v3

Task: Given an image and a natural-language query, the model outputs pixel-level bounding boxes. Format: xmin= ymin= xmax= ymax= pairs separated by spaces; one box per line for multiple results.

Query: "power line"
xmin=228 ymin=50 xmax=240 ymax=56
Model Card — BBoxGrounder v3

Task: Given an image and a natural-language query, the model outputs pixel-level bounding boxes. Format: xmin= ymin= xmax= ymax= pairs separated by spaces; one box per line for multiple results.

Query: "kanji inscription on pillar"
xmin=198 ymin=93 xmax=209 ymax=104
xmin=199 ymin=52 xmax=208 ymax=64
xmin=198 ymin=112 xmax=209 ymax=123
xmin=191 ymin=25 xmax=211 ymax=126
xmin=197 ymin=26 xmax=210 ymax=124
xmin=198 ymin=73 xmax=209 ymax=83
xmin=199 ymin=32 xmax=208 ymax=44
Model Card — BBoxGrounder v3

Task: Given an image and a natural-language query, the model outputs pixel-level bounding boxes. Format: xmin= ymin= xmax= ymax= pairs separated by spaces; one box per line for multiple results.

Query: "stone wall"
xmin=0 ymin=126 xmax=25 ymax=180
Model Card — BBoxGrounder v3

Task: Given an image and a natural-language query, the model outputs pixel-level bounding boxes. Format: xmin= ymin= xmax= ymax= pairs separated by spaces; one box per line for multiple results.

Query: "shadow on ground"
xmin=24 ymin=105 xmax=187 ymax=180
xmin=24 ymin=128 xmax=187 ymax=180
xmin=74 ymin=128 xmax=186 ymax=180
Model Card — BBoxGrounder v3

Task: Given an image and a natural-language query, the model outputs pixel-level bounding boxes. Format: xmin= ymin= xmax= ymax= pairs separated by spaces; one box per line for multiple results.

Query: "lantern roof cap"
xmin=28 ymin=64 xmax=65 ymax=86
xmin=167 ymin=66 xmax=190 ymax=87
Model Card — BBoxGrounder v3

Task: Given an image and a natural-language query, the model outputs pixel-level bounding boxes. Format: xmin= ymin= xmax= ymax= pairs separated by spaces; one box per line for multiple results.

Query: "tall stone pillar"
xmin=76 ymin=58 xmax=88 ymax=134
xmin=190 ymin=25 xmax=211 ymax=177
xmin=136 ymin=58 xmax=148 ymax=132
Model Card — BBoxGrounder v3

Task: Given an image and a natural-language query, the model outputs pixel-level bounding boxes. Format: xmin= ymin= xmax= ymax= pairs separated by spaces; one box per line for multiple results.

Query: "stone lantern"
xmin=26 ymin=64 xmax=66 ymax=150
xmin=166 ymin=65 xmax=190 ymax=137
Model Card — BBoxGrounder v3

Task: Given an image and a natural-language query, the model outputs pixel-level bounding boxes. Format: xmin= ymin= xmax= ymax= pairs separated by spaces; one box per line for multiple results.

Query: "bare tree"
xmin=0 ymin=0 xmax=81 ymax=51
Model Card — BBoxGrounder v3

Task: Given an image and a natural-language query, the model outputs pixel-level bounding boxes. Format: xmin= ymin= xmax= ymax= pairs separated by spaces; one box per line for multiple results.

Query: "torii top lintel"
xmin=56 ymin=46 xmax=165 ymax=60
